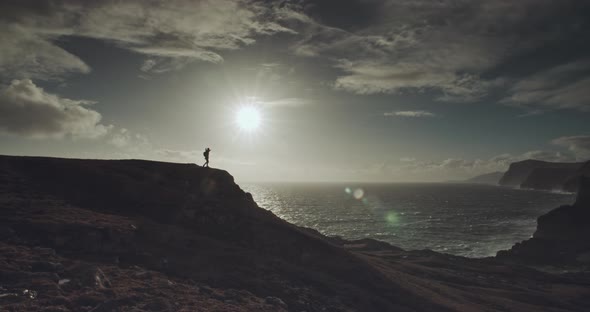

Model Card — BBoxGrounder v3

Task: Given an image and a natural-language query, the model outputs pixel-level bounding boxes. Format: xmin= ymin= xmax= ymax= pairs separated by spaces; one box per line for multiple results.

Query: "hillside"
xmin=1 ymin=155 xmax=589 ymax=311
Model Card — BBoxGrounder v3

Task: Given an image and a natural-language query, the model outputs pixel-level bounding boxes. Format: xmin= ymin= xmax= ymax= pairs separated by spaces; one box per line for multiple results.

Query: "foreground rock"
xmin=1 ymin=155 xmax=589 ymax=311
xmin=497 ymin=176 xmax=590 ymax=267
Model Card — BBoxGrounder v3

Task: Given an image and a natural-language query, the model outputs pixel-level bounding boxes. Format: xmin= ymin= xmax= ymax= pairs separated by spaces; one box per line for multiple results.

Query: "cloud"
xmin=384 ymin=110 xmax=435 ymax=118
xmin=134 ymin=47 xmax=224 ymax=73
xmin=282 ymin=0 xmax=589 ymax=102
xmin=383 ymin=133 xmax=590 ymax=181
xmin=552 ymin=135 xmax=590 ymax=160
xmin=107 ymin=129 xmax=131 ymax=148
xmin=238 ymin=95 xmax=310 ymax=108
xmin=0 ymin=0 xmax=296 ymax=79
xmin=381 ymin=146 xmax=578 ymax=181
xmin=501 ymin=60 xmax=590 ymax=112
xmin=106 ymin=128 xmax=149 ymax=149
xmin=257 ymin=97 xmax=311 ymax=107
xmin=333 ymin=59 xmax=500 ymax=101
xmin=281 ymin=2 xmax=506 ymax=100
xmin=0 ymin=25 xmax=90 ymax=81
xmin=72 ymin=0 xmax=294 ymax=55
xmin=0 ymin=79 xmax=110 ymax=138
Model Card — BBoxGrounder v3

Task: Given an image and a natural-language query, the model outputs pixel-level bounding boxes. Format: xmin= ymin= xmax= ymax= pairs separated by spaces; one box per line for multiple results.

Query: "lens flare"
xmin=353 ymin=188 xmax=364 ymax=200
xmin=385 ymin=211 xmax=399 ymax=225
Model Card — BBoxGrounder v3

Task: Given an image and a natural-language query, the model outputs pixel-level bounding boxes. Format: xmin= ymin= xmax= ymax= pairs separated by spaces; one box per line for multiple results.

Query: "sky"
xmin=1 ymin=0 xmax=590 ymax=182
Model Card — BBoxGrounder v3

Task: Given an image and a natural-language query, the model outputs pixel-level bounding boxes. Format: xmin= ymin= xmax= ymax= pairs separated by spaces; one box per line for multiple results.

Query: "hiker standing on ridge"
xmin=203 ymin=147 xmax=211 ymax=167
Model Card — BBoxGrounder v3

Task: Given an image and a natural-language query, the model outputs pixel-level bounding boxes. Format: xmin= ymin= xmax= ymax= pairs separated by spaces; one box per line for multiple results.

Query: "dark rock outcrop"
xmin=499 ymin=159 xmax=583 ymax=189
xmin=497 ymin=176 xmax=590 ymax=265
xmin=520 ymin=167 xmax=579 ymax=191
xmin=563 ymin=161 xmax=590 ymax=192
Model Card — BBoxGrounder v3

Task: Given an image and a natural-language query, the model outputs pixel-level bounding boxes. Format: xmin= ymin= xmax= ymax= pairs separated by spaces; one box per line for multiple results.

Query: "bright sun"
xmin=236 ymin=106 xmax=261 ymax=131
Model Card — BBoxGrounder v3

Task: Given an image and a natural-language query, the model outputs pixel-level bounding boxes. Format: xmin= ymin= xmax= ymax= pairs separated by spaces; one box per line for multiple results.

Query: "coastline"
xmin=244 ymin=181 xmax=574 ymax=259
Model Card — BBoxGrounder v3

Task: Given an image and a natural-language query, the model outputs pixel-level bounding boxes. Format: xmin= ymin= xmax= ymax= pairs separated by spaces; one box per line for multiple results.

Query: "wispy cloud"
xmin=0 ymin=25 xmax=90 ymax=81
xmin=107 ymin=128 xmax=150 ymax=149
xmin=384 ymin=110 xmax=436 ymax=118
xmin=501 ymin=60 xmax=590 ymax=112
xmin=386 ymin=148 xmax=577 ymax=181
xmin=257 ymin=97 xmax=311 ymax=107
xmin=552 ymin=135 xmax=590 ymax=160
xmin=0 ymin=0 xmax=296 ymax=79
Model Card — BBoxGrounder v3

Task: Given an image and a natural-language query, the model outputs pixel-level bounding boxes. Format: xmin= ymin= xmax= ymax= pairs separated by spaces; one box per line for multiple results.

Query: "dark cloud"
xmin=0 ymin=79 xmax=110 ymax=138
xmin=501 ymin=60 xmax=590 ymax=112
xmin=301 ymin=0 xmax=384 ymax=31
xmin=0 ymin=25 xmax=90 ymax=81
xmin=281 ymin=0 xmax=590 ymax=106
xmin=3 ymin=0 xmax=590 ymax=108
xmin=0 ymin=0 xmax=296 ymax=79
xmin=2 ymin=0 xmax=590 ymax=111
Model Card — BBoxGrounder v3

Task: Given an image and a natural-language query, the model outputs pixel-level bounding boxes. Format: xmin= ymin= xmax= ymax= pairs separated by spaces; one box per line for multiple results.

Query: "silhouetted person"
xmin=203 ymin=147 xmax=211 ymax=167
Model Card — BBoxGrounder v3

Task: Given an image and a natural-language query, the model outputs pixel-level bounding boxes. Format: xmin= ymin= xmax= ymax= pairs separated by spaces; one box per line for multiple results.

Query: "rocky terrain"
xmin=499 ymin=159 xmax=588 ymax=192
xmin=497 ymin=176 xmax=590 ymax=267
xmin=1 ymin=155 xmax=590 ymax=311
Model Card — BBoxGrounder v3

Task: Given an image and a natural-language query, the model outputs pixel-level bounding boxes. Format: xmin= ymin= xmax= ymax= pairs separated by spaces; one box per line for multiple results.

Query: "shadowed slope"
xmin=1 ymin=155 xmax=589 ymax=311
xmin=0 ymin=155 xmax=429 ymax=311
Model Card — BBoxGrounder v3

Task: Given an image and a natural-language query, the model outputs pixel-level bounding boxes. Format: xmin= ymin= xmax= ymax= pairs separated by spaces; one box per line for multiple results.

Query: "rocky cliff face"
xmin=497 ymin=176 xmax=590 ymax=265
xmin=575 ymin=175 xmax=590 ymax=206
xmin=499 ymin=159 xmax=584 ymax=191
xmin=563 ymin=161 xmax=590 ymax=192
xmin=520 ymin=167 xmax=579 ymax=191
xmin=2 ymin=155 xmax=590 ymax=312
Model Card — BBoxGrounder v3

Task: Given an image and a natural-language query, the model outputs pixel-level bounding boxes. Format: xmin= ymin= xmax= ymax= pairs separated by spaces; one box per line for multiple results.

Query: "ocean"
xmin=242 ymin=183 xmax=575 ymax=258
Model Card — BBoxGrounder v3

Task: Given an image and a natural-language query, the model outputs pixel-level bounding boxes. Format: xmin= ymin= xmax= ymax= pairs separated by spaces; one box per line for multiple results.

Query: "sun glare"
xmin=236 ymin=106 xmax=261 ymax=131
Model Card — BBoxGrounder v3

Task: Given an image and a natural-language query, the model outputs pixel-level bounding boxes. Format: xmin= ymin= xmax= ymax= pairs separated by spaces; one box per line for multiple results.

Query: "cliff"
xmin=1 ymin=155 xmax=589 ymax=312
xmin=520 ymin=167 xmax=579 ymax=191
xmin=499 ymin=159 xmax=584 ymax=190
xmin=563 ymin=161 xmax=590 ymax=192
xmin=497 ymin=176 xmax=590 ymax=265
